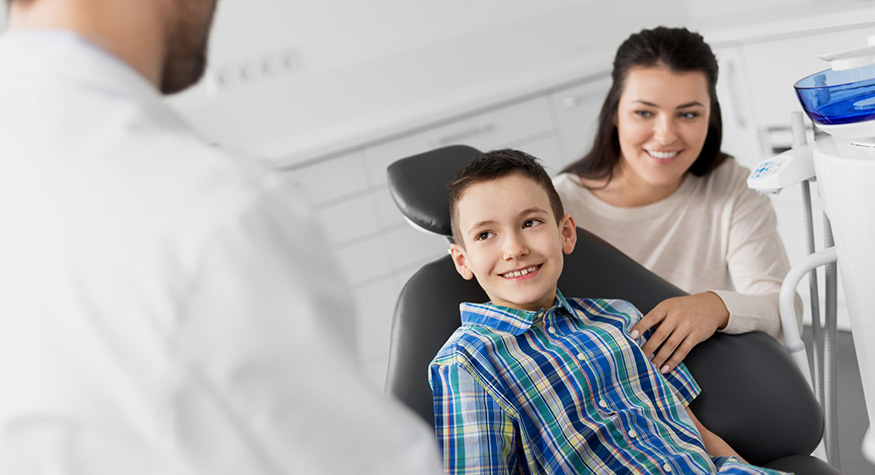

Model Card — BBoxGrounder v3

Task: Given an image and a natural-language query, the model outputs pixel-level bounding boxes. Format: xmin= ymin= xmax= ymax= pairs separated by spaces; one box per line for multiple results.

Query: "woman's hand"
xmin=630 ymin=292 xmax=730 ymax=374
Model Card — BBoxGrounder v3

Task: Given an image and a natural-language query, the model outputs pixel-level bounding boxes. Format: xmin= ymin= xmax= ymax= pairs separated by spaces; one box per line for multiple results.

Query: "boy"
xmin=429 ymin=149 xmax=785 ymax=474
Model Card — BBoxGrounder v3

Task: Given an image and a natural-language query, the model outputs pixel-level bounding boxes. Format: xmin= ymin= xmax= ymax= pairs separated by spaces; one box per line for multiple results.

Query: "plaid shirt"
xmin=429 ymin=290 xmax=785 ymax=474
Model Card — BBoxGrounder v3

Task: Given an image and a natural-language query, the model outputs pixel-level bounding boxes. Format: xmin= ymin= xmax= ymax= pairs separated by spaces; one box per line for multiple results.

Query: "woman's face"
xmin=614 ymin=66 xmax=710 ymax=196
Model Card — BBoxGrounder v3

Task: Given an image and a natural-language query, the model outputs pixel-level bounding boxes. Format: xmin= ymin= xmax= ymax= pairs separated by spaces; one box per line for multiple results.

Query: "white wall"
xmin=208 ymin=0 xmax=585 ymax=76
xmin=173 ymin=0 xmax=693 ymax=113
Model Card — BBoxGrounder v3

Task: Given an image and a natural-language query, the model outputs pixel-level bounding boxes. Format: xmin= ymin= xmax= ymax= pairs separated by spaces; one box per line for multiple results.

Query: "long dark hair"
xmin=562 ymin=26 xmax=729 ymax=181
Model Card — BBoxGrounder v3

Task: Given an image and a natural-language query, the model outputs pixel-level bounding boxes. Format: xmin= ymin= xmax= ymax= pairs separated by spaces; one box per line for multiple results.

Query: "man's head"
xmin=6 ymin=0 xmax=218 ymax=95
xmin=448 ymin=149 xmax=577 ymax=311
xmin=160 ymin=0 xmax=219 ymax=94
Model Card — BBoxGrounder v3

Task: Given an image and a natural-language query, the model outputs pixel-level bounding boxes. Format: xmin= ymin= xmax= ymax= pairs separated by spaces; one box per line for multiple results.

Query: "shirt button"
xmin=628 ymin=429 xmax=637 ymax=438
xmin=663 ymin=463 xmax=672 ymax=472
xmin=548 ymin=326 xmax=556 ymax=334
xmin=598 ymin=400 xmax=608 ymax=409
xmin=577 ymin=352 xmax=585 ymax=361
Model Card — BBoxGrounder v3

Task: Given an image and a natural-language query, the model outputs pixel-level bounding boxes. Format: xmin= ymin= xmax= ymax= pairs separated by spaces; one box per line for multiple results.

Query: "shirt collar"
xmin=459 ymin=289 xmax=576 ymax=335
xmin=0 ymin=29 xmax=162 ymax=103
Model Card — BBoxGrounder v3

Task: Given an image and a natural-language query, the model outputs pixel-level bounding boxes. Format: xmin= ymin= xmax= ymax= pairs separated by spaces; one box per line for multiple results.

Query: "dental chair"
xmin=383 ymin=145 xmax=841 ymax=474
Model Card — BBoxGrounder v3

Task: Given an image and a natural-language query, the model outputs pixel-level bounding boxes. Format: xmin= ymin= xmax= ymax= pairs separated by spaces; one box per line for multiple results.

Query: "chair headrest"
xmin=386 ymin=145 xmax=482 ymax=237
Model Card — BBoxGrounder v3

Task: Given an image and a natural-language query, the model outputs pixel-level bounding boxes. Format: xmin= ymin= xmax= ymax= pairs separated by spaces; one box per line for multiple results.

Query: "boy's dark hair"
xmin=448 ymin=149 xmax=565 ymax=246
xmin=562 ymin=26 xmax=730 ymax=181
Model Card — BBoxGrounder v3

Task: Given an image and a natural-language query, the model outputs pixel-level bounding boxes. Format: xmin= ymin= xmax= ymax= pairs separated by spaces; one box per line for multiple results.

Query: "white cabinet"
xmin=714 ymin=46 xmax=763 ymax=168
xmin=713 ymin=24 xmax=875 ymax=163
xmin=549 ymin=75 xmax=611 ymax=168
xmin=363 ymin=96 xmax=558 ymax=186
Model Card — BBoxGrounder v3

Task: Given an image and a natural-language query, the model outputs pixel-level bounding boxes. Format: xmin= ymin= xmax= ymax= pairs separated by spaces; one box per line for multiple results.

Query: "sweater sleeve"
xmin=713 ymin=168 xmax=802 ymax=340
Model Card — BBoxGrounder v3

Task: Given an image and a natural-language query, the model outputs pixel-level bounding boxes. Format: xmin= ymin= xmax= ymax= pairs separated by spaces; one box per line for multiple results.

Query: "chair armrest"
xmin=686 ymin=332 xmax=824 ymax=466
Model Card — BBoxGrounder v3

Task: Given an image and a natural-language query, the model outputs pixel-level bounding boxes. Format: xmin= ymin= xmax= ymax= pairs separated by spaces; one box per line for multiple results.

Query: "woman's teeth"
xmin=503 ymin=266 xmax=539 ymax=278
xmin=647 ymin=150 xmax=679 ymax=159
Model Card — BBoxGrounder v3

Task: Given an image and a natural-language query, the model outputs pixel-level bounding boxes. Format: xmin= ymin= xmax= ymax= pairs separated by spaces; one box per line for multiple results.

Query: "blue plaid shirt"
xmin=429 ymin=290 xmax=785 ymax=474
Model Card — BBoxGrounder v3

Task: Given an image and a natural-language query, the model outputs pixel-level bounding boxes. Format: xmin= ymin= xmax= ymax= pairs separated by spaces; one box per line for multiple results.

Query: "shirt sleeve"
xmin=430 ymin=361 xmax=522 ymax=475
xmin=713 ymin=171 xmax=803 ymax=340
xmin=661 ymin=362 xmax=701 ymax=407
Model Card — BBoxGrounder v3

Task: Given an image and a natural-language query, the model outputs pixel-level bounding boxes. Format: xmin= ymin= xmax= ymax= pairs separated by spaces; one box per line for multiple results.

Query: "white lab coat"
xmin=0 ymin=30 xmax=440 ymax=474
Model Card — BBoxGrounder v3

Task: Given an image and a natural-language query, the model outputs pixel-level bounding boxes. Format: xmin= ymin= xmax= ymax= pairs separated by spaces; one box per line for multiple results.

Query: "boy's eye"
xmin=523 ymin=219 xmax=543 ymax=229
xmin=475 ymin=231 xmax=495 ymax=241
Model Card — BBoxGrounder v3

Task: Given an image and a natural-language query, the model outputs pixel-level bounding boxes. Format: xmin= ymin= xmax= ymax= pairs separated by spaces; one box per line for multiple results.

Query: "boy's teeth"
xmin=504 ymin=266 xmax=538 ymax=278
xmin=648 ymin=150 xmax=678 ymax=159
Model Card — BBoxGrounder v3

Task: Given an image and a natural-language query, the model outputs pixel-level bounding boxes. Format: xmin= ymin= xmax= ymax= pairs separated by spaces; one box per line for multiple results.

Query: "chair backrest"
xmin=384 ymin=145 xmax=824 ymax=466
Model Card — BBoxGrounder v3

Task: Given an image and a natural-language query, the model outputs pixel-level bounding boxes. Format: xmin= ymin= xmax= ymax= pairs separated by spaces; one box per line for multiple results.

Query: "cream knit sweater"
xmin=554 ymin=159 xmax=801 ymax=340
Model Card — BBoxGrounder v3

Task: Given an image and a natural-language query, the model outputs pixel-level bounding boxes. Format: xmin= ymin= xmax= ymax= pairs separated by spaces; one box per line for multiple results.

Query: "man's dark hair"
xmin=448 ymin=149 xmax=565 ymax=246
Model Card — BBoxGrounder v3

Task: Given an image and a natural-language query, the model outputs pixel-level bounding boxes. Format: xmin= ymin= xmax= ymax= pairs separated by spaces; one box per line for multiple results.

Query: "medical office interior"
xmin=3 ymin=0 xmax=873 ymax=472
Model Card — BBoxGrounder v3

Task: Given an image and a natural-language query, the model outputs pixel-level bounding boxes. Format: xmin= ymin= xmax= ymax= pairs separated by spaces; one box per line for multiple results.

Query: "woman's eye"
xmin=679 ymin=111 xmax=699 ymax=119
xmin=475 ymin=231 xmax=494 ymax=241
xmin=634 ymin=110 xmax=654 ymax=118
xmin=523 ymin=219 xmax=543 ymax=229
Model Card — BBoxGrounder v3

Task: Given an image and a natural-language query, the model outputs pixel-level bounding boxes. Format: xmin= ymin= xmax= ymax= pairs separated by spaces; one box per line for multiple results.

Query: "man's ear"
xmin=559 ymin=213 xmax=577 ymax=255
xmin=449 ymin=243 xmax=474 ymax=280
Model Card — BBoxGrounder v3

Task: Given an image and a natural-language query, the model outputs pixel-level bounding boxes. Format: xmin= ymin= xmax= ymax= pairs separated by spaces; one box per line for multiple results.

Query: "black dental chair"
xmin=383 ymin=145 xmax=840 ymax=474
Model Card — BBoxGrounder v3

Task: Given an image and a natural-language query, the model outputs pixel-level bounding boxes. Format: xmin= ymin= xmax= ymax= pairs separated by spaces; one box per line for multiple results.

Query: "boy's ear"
xmin=560 ymin=213 xmax=577 ymax=255
xmin=449 ymin=243 xmax=474 ymax=280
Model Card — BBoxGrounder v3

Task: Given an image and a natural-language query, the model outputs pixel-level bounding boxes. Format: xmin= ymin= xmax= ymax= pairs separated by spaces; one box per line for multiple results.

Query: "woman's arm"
xmin=631 ymin=163 xmax=799 ymax=373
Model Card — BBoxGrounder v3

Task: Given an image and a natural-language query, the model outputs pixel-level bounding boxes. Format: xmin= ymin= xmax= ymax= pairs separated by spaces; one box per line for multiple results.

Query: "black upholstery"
xmin=386 ymin=144 xmax=481 ymax=236
xmin=384 ymin=145 xmax=839 ymax=474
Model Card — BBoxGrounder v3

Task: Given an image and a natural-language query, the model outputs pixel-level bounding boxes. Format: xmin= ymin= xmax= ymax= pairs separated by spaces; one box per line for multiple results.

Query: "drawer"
xmin=364 ymin=95 xmax=556 ymax=185
xmin=313 ymin=193 xmax=382 ymax=247
xmin=282 ymin=150 xmax=371 ymax=205
xmin=549 ymin=76 xmax=611 ymax=164
xmin=505 ymin=134 xmax=564 ymax=175
xmin=353 ymin=278 xmax=401 ymax=361
xmin=333 ymin=237 xmax=392 ymax=285
xmin=384 ymin=225 xmax=448 ymax=272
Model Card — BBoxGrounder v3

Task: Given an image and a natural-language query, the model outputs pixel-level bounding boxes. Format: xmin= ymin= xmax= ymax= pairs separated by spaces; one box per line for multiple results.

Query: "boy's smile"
xmin=450 ymin=173 xmax=576 ymax=312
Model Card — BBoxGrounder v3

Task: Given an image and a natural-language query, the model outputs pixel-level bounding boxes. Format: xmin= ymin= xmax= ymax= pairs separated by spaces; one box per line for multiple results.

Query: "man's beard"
xmin=159 ymin=0 xmax=217 ymax=95
xmin=160 ymin=41 xmax=208 ymax=95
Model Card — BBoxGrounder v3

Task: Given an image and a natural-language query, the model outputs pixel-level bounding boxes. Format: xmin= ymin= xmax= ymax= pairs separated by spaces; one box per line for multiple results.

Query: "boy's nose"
xmin=502 ymin=234 xmax=529 ymax=260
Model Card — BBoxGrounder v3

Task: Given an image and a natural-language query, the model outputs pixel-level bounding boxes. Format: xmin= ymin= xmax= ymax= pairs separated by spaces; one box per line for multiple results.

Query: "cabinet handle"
xmin=726 ymin=60 xmax=748 ymax=129
xmin=563 ymin=96 xmax=581 ymax=109
xmin=431 ymin=124 xmax=495 ymax=147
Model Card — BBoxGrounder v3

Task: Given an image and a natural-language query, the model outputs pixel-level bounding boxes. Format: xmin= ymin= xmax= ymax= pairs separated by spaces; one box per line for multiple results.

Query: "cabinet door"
xmin=714 ymin=45 xmax=765 ymax=168
xmin=363 ymin=96 xmax=555 ymax=186
xmin=282 ymin=150 xmax=371 ymax=206
xmin=739 ymin=25 xmax=875 ymax=155
xmin=549 ymin=75 xmax=611 ymax=168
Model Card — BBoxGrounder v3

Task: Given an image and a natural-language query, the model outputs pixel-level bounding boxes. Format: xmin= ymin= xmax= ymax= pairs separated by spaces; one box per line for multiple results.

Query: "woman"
xmin=554 ymin=26 xmax=800 ymax=374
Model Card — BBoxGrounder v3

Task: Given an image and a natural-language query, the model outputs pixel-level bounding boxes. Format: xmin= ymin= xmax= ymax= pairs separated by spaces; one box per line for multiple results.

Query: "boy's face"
xmin=450 ymin=173 xmax=576 ymax=312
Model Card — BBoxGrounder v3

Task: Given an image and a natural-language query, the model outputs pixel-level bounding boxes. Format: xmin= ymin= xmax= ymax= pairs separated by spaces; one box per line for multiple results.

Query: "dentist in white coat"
xmin=0 ymin=0 xmax=441 ymax=473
